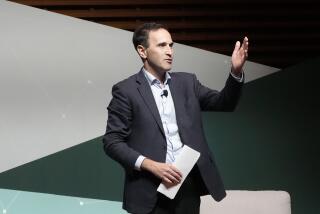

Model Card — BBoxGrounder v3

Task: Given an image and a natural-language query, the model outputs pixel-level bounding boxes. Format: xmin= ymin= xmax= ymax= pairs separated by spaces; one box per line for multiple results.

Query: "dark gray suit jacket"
xmin=103 ymin=70 xmax=243 ymax=214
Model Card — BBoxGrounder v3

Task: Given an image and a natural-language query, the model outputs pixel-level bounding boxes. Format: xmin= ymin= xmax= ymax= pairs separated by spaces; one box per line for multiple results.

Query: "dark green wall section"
xmin=0 ymin=137 xmax=124 ymax=202
xmin=0 ymin=57 xmax=319 ymax=213
xmin=203 ymin=57 xmax=320 ymax=214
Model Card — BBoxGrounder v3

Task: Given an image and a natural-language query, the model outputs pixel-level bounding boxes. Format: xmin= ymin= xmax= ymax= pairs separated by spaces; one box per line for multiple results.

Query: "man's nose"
xmin=166 ymin=46 xmax=173 ymax=56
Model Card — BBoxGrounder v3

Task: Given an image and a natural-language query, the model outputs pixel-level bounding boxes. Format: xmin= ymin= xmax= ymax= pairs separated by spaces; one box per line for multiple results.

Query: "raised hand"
xmin=231 ymin=37 xmax=249 ymax=76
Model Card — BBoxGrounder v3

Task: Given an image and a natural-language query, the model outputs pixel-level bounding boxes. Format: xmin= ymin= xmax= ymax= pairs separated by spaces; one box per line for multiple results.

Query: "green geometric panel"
xmin=0 ymin=137 xmax=124 ymax=202
xmin=203 ymin=57 xmax=320 ymax=214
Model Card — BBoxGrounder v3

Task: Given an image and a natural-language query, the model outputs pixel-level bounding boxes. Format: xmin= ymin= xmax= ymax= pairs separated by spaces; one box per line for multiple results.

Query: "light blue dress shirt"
xmin=135 ymin=68 xmax=184 ymax=169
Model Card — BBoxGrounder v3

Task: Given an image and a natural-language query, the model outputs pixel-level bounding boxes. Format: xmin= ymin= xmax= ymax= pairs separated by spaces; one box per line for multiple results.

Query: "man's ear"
xmin=137 ymin=45 xmax=147 ymax=59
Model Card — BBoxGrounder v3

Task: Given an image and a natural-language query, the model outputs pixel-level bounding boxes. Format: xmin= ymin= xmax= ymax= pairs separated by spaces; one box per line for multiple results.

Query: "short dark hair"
xmin=132 ymin=22 xmax=167 ymax=50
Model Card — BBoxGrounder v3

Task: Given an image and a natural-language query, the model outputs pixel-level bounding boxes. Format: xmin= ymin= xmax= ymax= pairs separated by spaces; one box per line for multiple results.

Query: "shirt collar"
xmin=142 ymin=67 xmax=171 ymax=86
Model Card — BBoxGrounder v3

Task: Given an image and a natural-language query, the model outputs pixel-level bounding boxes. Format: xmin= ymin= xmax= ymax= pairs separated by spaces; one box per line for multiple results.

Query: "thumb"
xmin=232 ymin=41 xmax=240 ymax=56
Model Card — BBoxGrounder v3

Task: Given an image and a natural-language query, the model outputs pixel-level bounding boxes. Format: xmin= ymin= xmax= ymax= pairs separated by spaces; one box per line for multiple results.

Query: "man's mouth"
xmin=165 ymin=59 xmax=172 ymax=64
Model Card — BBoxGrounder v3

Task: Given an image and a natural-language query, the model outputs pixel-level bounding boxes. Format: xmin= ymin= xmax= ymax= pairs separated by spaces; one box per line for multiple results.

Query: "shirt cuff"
xmin=230 ymin=70 xmax=244 ymax=82
xmin=134 ymin=155 xmax=146 ymax=171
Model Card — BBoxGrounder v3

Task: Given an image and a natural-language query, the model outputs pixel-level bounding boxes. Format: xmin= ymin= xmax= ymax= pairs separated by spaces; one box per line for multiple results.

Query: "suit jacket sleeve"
xmin=103 ymin=83 xmax=140 ymax=171
xmin=194 ymin=73 xmax=243 ymax=111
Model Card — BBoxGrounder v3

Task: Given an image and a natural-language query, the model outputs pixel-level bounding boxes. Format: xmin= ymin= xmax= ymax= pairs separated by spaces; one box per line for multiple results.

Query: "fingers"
xmin=242 ymin=36 xmax=249 ymax=50
xmin=162 ymin=176 xmax=174 ymax=184
xmin=232 ymin=41 xmax=241 ymax=56
xmin=162 ymin=165 xmax=182 ymax=184
xmin=242 ymin=36 xmax=249 ymax=58
xmin=159 ymin=164 xmax=182 ymax=185
xmin=231 ymin=36 xmax=249 ymax=73
xmin=147 ymin=161 xmax=183 ymax=186
xmin=169 ymin=165 xmax=182 ymax=179
xmin=233 ymin=37 xmax=249 ymax=56
xmin=163 ymin=171 xmax=180 ymax=184
xmin=163 ymin=180 xmax=176 ymax=188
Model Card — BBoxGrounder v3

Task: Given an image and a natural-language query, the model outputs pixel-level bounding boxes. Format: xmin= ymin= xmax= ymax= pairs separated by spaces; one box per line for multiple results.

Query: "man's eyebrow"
xmin=157 ymin=42 xmax=174 ymax=46
xmin=157 ymin=42 xmax=167 ymax=46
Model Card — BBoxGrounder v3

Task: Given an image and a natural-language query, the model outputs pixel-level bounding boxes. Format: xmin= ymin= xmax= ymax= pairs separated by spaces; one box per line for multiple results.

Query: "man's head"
xmin=132 ymin=23 xmax=166 ymax=51
xmin=133 ymin=23 xmax=174 ymax=74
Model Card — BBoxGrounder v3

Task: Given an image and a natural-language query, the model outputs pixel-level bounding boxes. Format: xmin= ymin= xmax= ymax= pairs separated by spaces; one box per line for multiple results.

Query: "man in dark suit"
xmin=103 ymin=23 xmax=249 ymax=214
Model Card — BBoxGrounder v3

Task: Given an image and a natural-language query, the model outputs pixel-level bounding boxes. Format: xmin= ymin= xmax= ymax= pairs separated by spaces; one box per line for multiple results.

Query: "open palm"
xmin=231 ymin=37 xmax=249 ymax=75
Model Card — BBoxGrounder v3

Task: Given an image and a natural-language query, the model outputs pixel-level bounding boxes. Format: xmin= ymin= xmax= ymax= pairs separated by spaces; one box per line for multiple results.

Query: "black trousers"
xmin=149 ymin=166 xmax=207 ymax=214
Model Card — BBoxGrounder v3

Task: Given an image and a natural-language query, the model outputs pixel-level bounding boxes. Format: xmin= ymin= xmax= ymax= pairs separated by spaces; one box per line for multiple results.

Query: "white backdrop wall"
xmin=0 ymin=0 xmax=279 ymax=173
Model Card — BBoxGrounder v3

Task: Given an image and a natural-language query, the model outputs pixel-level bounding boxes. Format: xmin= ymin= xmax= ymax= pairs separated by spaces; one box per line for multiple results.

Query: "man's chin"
xmin=163 ymin=66 xmax=172 ymax=72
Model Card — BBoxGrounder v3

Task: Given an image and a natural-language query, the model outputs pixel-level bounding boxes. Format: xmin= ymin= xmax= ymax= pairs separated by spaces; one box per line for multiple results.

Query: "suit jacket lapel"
xmin=168 ymin=73 xmax=186 ymax=141
xmin=136 ymin=70 xmax=165 ymax=137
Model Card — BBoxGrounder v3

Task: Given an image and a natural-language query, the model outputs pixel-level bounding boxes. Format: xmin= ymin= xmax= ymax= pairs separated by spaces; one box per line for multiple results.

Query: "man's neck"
xmin=143 ymin=65 xmax=166 ymax=84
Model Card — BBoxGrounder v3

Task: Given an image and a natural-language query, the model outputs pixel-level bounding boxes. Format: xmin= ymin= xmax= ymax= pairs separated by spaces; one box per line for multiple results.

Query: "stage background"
xmin=1 ymin=1 xmax=319 ymax=214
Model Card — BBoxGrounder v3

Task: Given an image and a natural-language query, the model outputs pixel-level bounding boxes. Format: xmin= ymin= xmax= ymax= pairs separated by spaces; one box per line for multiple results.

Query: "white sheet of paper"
xmin=157 ymin=145 xmax=200 ymax=199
